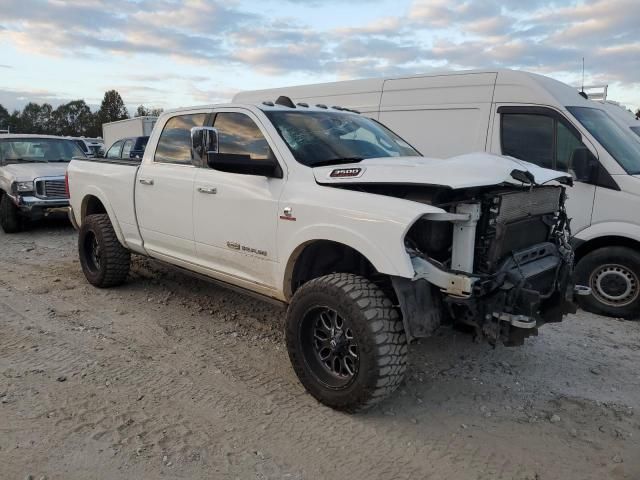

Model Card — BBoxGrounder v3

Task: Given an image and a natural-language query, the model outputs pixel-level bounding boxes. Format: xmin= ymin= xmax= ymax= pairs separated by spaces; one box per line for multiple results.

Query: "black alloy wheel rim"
xmin=84 ymin=231 xmax=102 ymax=273
xmin=300 ymin=306 xmax=359 ymax=389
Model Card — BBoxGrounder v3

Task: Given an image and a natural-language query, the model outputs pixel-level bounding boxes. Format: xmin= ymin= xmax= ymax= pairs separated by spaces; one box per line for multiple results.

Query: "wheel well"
xmin=286 ymin=240 xmax=392 ymax=299
xmin=575 ymin=235 xmax=640 ymax=262
xmin=82 ymin=195 xmax=107 ymax=219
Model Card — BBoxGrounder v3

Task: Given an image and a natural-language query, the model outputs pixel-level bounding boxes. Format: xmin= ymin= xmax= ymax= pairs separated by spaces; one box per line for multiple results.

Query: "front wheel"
xmin=286 ymin=273 xmax=407 ymax=412
xmin=78 ymin=214 xmax=131 ymax=288
xmin=0 ymin=194 xmax=22 ymax=233
xmin=574 ymin=246 xmax=640 ymax=320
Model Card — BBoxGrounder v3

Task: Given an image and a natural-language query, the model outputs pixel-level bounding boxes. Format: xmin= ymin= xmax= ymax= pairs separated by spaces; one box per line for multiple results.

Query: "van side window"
xmin=501 ymin=114 xmax=554 ymax=169
xmin=155 ymin=114 xmax=206 ymax=164
xmin=213 ymin=113 xmax=271 ymax=161
xmin=556 ymin=122 xmax=584 ymax=171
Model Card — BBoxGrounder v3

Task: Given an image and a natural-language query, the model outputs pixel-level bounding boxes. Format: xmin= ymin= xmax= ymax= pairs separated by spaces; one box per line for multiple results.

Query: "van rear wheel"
xmin=78 ymin=214 xmax=130 ymax=288
xmin=574 ymin=246 xmax=640 ymax=320
xmin=286 ymin=273 xmax=407 ymax=412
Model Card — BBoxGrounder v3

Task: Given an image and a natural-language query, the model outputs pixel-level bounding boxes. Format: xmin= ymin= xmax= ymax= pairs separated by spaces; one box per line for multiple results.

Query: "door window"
xmin=501 ymin=112 xmax=590 ymax=172
xmin=106 ymin=141 xmax=123 ymax=159
xmin=501 ymin=114 xmax=554 ymax=169
xmin=121 ymin=139 xmax=133 ymax=159
xmin=213 ymin=112 xmax=271 ymax=161
xmin=154 ymin=114 xmax=206 ymax=164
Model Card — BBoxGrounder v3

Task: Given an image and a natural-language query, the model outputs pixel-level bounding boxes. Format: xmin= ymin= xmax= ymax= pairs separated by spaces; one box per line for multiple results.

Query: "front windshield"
xmin=567 ymin=106 xmax=640 ymax=174
xmin=264 ymin=110 xmax=420 ymax=167
xmin=631 ymin=126 xmax=640 ymax=138
xmin=0 ymin=138 xmax=85 ymax=164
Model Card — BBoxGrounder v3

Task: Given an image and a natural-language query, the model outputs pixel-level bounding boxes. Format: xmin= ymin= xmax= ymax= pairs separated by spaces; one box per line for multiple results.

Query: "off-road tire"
xmin=78 ymin=214 xmax=130 ymax=288
xmin=574 ymin=246 xmax=640 ymax=320
xmin=0 ymin=193 xmax=22 ymax=233
xmin=286 ymin=273 xmax=407 ymax=412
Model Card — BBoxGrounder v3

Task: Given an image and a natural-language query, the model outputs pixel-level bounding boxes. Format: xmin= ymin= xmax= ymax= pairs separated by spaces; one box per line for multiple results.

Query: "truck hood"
xmin=1 ymin=162 xmax=69 ymax=182
xmin=313 ymin=153 xmax=572 ymax=189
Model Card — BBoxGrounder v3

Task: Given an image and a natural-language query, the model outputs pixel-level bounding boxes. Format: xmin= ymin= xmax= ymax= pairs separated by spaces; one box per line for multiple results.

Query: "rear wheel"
xmin=78 ymin=214 xmax=130 ymax=287
xmin=286 ymin=273 xmax=407 ymax=412
xmin=0 ymin=194 xmax=22 ymax=233
xmin=574 ymin=246 xmax=640 ymax=320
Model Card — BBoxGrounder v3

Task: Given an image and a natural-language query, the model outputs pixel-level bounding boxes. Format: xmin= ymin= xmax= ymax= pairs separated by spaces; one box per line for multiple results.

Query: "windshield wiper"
xmin=312 ymin=157 xmax=364 ymax=167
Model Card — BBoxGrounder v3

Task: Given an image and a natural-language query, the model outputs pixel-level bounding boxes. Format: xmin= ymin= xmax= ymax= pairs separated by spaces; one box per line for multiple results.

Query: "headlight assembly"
xmin=14 ymin=181 xmax=34 ymax=193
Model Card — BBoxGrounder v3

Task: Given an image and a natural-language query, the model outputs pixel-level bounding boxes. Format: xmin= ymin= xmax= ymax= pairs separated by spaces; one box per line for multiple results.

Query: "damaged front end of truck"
xmin=395 ymin=183 xmax=581 ymax=346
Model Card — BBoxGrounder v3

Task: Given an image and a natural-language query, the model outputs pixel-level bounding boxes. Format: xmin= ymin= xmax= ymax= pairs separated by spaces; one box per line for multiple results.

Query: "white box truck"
xmin=102 ymin=116 xmax=157 ymax=151
xmin=234 ymin=69 xmax=640 ymax=319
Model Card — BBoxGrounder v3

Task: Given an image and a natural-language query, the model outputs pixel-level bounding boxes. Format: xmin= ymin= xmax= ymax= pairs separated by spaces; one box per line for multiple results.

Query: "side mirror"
xmin=570 ymin=147 xmax=598 ymax=183
xmin=207 ymin=152 xmax=282 ymax=178
xmin=191 ymin=126 xmax=218 ymax=164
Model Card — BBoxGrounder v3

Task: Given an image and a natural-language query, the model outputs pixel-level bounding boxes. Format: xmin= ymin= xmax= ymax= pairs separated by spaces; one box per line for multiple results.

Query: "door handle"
xmin=139 ymin=178 xmax=154 ymax=186
xmin=197 ymin=186 xmax=217 ymax=194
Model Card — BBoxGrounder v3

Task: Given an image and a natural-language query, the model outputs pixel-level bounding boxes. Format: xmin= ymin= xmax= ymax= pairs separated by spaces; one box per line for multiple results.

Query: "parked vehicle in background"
xmin=68 ymin=137 xmax=105 ymax=157
xmin=104 ymin=136 xmax=149 ymax=160
xmin=235 ymin=69 xmax=640 ymax=319
xmin=0 ymin=134 xmax=85 ymax=232
xmin=102 ymin=116 xmax=157 ymax=153
xmin=67 ymin=101 xmax=581 ymax=411
xmin=598 ymin=102 xmax=640 ymax=139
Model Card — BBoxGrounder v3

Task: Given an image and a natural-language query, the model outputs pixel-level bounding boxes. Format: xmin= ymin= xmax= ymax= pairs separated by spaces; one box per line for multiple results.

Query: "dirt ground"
xmin=1 ymin=219 xmax=639 ymax=480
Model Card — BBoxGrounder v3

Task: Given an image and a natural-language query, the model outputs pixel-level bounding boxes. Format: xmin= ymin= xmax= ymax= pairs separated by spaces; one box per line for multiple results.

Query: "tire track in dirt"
xmin=0 ymin=285 xmax=604 ymax=480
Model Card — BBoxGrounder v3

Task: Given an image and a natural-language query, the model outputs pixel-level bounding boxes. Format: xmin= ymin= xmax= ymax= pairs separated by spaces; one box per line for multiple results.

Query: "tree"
xmin=0 ymin=103 xmax=9 ymax=131
xmin=97 ymin=90 xmax=129 ymax=126
xmin=135 ymin=105 xmax=163 ymax=117
xmin=636 ymin=108 xmax=640 ymax=120
xmin=51 ymin=100 xmax=95 ymax=136
xmin=20 ymin=102 xmax=53 ymax=134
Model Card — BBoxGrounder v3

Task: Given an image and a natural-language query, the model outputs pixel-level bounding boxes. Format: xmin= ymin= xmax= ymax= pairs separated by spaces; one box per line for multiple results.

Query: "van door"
xmin=489 ymin=105 xmax=596 ymax=235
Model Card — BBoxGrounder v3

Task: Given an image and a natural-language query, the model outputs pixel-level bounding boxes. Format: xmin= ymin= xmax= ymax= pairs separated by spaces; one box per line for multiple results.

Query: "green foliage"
xmin=135 ymin=105 xmax=163 ymax=117
xmin=0 ymin=89 xmax=131 ymax=136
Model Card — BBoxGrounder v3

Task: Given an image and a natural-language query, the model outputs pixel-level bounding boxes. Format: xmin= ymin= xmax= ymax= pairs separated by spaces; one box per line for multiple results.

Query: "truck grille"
xmin=35 ymin=178 xmax=67 ymax=199
xmin=475 ymin=186 xmax=563 ymax=273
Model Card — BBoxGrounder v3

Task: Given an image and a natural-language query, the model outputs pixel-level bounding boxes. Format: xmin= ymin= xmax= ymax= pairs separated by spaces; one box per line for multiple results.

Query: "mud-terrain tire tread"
xmin=78 ymin=213 xmax=130 ymax=288
xmin=574 ymin=246 xmax=640 ymax=320
xmin=0 ymin=193 xmax=22 ymax=233
xmin=286 ymin=273 xmax=407 ymax=412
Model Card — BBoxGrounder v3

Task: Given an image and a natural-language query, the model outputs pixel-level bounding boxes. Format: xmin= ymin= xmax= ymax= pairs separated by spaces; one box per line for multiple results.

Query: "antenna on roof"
xmin=275 ymin=96 xmax=296 ymax=108
xmin=579 ymin=58 xmax=588 ymax=99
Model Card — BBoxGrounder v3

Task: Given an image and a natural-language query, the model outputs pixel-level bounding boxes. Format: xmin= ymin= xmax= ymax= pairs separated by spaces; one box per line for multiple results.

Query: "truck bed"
xmin=67 ymin=157 xmax=143 ymax=253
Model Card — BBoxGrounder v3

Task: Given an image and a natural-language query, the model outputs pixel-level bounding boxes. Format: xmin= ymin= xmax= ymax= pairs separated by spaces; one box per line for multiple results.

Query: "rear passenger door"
xmin=490 ymin=105 xmax=596 ymax=234
xmin=135 ymin=113 xmax=207 ymax=263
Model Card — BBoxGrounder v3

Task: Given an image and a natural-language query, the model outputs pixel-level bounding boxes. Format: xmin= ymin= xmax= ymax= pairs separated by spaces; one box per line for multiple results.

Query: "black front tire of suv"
xmin=286 ymin=273 xmax=407 ymax=412
xmin=0 ymin=194 xmax=22 ymax=233
xmin=78 ymin=213 xmax=131 ymax=288
xmin=574 ymin=246 xmax=640 ymax=320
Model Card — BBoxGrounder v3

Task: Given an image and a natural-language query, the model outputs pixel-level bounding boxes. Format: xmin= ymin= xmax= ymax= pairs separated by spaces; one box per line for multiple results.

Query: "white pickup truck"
xmin=67 ymin=99 xmax=583 ymax=411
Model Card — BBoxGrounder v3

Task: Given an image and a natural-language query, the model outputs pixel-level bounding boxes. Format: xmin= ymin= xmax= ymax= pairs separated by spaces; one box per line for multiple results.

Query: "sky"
xmin=0 ymin=0 xmax=639 ymax=113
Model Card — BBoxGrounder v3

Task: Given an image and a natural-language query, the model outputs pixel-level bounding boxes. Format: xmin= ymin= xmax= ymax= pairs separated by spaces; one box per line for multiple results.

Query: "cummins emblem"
xmin=330 ymin=167 xmax=362 ymax=178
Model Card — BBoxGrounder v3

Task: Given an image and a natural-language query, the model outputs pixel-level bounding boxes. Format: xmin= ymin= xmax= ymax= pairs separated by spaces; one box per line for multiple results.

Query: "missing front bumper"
xmin=395 ymin=242 xmax=579 ymax=345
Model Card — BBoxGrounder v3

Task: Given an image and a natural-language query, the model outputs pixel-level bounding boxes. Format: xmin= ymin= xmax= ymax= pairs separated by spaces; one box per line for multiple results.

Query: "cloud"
xmin=0 ymin=0 xmax=638 ymax=108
